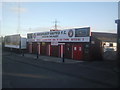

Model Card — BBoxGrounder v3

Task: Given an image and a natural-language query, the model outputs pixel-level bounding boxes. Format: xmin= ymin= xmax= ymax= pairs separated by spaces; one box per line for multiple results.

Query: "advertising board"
xmin=21 ymin=38 xmax=27 ymax=49
xmin=4 ymin=34 xmax=21 ymax=48
xmin=27 ymin=27 xmax=91 ymax=42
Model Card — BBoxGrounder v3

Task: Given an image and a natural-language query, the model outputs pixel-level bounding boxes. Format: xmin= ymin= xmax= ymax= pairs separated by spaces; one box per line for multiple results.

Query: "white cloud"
xmin=10 ymin=7 xmax=27 ymax=13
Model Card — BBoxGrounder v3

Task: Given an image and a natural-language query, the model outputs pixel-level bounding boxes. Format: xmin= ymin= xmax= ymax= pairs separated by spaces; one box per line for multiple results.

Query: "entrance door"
xmin=73 ymin=45 xmax=83 ymax=60
xmin=50 ymin=45 xmax=60 ymax=57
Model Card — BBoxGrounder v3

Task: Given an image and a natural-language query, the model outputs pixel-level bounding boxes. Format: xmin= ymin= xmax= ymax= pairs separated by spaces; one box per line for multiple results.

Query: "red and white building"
xmin=27 ymin=27 xmax=103 ymax=61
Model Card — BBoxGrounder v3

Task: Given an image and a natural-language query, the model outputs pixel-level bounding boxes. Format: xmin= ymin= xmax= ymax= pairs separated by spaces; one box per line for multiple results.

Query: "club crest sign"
xmin=68 ymin=30 xmax=74 ymax=37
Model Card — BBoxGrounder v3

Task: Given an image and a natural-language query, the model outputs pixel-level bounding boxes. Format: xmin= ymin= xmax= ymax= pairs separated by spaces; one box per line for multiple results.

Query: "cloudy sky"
xmin=1 ymin=1 xmax=118 ymax=37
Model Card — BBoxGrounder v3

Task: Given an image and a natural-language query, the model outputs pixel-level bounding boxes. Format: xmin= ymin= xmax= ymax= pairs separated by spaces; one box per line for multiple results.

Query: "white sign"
xmin=21 ymin=38 xmax=27 ymax=49
xmin=27 ymin=27 xmax=90 ymax=42
xmin=58 ymin=43 xmax=65 ymax=45
xmin=51 ymin=42 xmax=58 ymax=46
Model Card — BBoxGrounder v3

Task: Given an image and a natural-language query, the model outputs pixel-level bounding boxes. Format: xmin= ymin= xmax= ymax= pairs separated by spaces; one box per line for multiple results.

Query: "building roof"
xmin=91 ymin=32 xmax=117 ymax=42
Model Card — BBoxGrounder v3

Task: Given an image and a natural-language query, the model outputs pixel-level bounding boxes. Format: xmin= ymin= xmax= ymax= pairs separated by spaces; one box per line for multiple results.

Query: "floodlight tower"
xmin=54 ymin=19 xmax=58 ymax=30
xmin=17 ymin=1 xmax=20 ymax=34
xmin=50 ymin=19 xmax=60 ymax=31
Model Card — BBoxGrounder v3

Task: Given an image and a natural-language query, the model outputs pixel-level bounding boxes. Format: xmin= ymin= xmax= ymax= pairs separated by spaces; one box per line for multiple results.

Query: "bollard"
xmin=36 ymin=52 xmax=39 ymax=59
xmin=62 ymin=53 xmax=64 ymax=62
xmin=22 ymin=50 xmax=24 ymax=56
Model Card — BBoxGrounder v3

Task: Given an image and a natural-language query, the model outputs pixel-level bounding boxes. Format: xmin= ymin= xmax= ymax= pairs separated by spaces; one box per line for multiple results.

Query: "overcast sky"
xmin=1 ymin=2 xmax=118 ymax=37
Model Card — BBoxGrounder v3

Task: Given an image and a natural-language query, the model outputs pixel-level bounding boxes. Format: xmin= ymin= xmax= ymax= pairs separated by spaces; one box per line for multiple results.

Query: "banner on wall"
xmin=27 ymin=27 xmax=91 ymax=42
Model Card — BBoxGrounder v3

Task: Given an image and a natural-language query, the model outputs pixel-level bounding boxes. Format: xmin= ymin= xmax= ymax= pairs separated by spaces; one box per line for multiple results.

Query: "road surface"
xmin=2 ymin=52 xmax=119 ymax=88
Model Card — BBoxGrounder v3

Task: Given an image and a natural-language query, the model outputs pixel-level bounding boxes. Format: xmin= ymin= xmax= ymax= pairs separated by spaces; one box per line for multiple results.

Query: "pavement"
xmin=21 ymin=53 xmax=84 ymax=64
xmin=3 ymin=51 xmax=86 ymax=64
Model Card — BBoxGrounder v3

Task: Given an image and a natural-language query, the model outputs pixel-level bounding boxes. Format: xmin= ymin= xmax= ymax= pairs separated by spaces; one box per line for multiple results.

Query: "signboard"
xmin=4 ymin=34 xmax=27 ymax=49
xmin=21 ymin=38 xmax=27 ymax=49
xmin=27 ymin=27 xmax=90 ymax=42
xmin=4 ymin=34 xmax=21 ymax=48
xmin=51 ymin=42 xmax=58 ymax=46
xmin=58 ymin=43 xmax=65 ymax=45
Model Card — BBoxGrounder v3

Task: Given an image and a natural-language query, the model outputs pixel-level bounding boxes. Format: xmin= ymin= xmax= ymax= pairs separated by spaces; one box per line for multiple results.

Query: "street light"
xmin=115 ymin=1 xmax=120 ymax=61
xmin=115 ymin=2 xmax=120 ymax=88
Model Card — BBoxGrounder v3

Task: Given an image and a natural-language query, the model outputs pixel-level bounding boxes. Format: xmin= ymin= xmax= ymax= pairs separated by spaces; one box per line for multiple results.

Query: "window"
xmin=109 ymin=43 xmax=113 ymax=47
xmin=74 ymin=47 xmax=76 ymax=50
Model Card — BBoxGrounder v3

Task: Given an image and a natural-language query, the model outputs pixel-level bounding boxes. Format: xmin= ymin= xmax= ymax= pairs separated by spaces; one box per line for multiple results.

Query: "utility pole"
xmin=0 ymin=20 xmax=2 ymax=37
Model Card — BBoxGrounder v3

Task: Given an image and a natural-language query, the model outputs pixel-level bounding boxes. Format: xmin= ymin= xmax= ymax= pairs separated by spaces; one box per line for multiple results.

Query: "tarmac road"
xmin=2 ymin=52 xmax=119 ymax=88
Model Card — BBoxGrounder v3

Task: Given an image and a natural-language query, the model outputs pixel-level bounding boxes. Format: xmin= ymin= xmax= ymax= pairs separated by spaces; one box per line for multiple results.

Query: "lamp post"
xmin=115 ymin=1 xmax=120 ymax=61
xmin=115 ymin=1 xmax=120 ymax=88
xmin=115 ymin=19 xmax=120 ymax=61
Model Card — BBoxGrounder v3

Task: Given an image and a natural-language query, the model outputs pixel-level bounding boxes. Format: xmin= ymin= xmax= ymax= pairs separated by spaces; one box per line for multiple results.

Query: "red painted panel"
xmin=64 ymin=43 xmax=72 ymax=59
xmin=32 ymin=43 xmax=37 ymax=54
xmin=50 ymin=45 xmax=60 ymax=57
xmin=40 ymin=43 xmax=46 ymax=55
xmin=73 ymin=45 xmax=83 ymax=60
xmin=46 ymin=44 xmax=50 ymax=56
